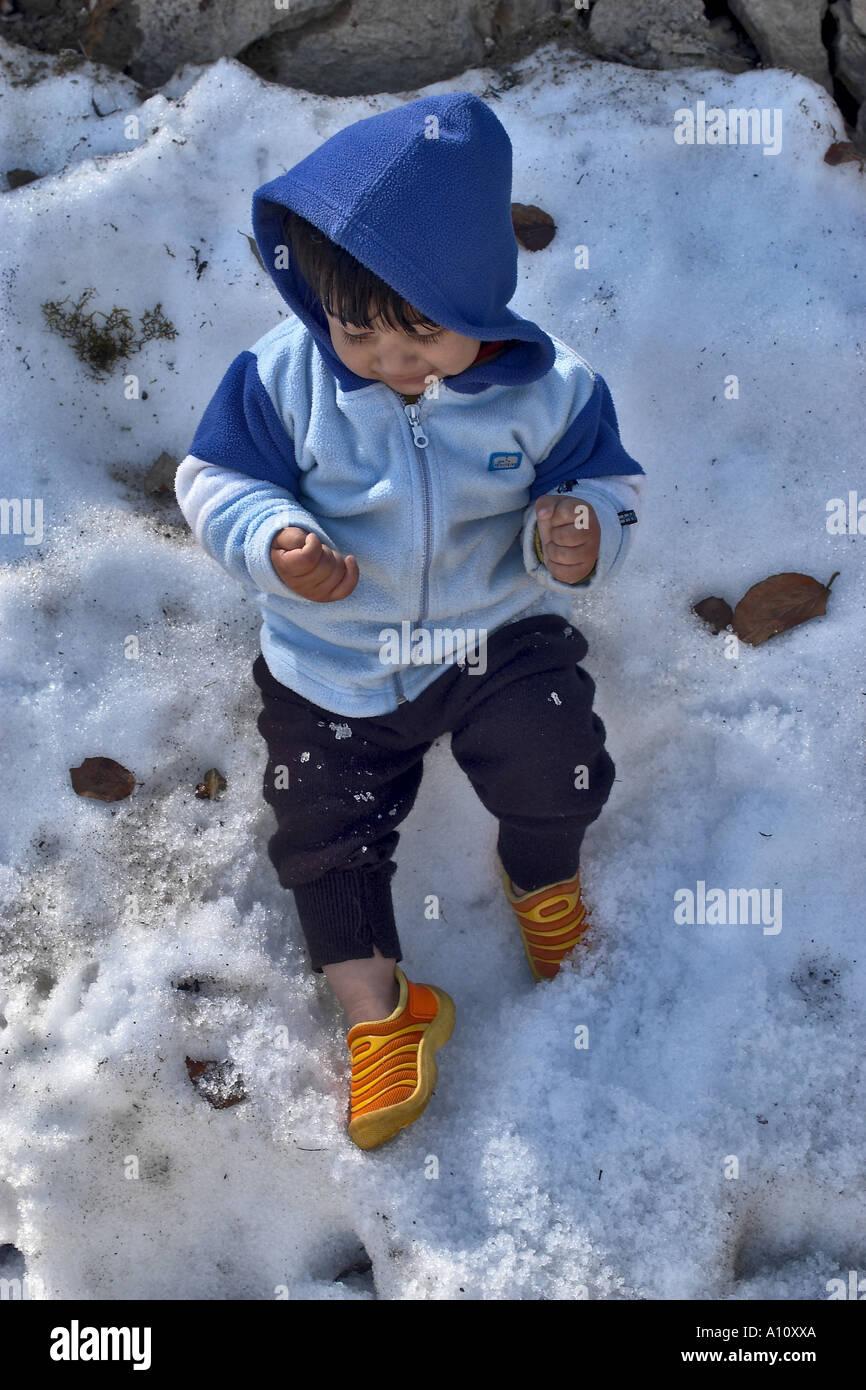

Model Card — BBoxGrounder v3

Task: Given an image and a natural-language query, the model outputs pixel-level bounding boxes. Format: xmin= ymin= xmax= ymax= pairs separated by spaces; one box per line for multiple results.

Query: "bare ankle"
xmin=323 ymin=948 xmax=400 ymax=1030
xmin=344 ymin=992 xmax=398 ymax=1030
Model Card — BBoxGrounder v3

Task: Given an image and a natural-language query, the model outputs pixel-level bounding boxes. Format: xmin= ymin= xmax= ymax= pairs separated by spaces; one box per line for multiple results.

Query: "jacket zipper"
xmin=394 ymin=395 xmax=431 ymax=705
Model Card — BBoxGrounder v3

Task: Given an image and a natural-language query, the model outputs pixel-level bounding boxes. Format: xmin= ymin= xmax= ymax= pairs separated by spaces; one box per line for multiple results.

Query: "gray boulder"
xmin=238 ymin=0 xmax=583 ymax=98
xmin=0 ymin=0 xmax=343 ymax=89
xmin=829 ymin=0 xmax=866 ymax=103
xmin=727 ymin=0 xmax=832 ymax=91
xmin=131 ymin=0 xmax=342 ymax=89
xmin=587 ymin=0 xmax=756 ymax=73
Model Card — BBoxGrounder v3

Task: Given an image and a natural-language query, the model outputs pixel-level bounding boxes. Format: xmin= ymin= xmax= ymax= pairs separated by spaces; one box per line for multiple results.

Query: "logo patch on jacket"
xmin=488 ymin=451 xmax=523 ymax=471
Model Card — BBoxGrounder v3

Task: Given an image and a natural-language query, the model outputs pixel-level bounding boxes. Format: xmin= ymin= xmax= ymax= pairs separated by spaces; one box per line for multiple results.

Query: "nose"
xmin=378 ymin=354 xmax=425 ymax=377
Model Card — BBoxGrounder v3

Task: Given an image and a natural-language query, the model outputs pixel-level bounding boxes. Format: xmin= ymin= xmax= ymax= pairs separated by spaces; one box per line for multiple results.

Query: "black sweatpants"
xmin=252 ymin=613 xmax=615 ymax=972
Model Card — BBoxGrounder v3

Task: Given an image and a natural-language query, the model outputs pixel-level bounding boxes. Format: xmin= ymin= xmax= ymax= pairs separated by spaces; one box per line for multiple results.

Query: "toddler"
xmin=175 ymin=92 xmax=644 ymax=1150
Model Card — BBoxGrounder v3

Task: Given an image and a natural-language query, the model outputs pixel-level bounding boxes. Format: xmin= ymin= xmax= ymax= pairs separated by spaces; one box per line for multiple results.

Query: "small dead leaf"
xmin=70 ymin=756 xmax=135 ymax=802
xmin=185 ymin=1057 xmax=246 ymax=1109
xmin=511 ymin=203 xmax=556 ymax=251
xmin=239 ymin=230 xmax=265 ymax=271
xmin=144 ymin=451 xmax=178 ymax=494
xmin=824 ymin=141 xmax=865 ymax=167
xmin=195 ymin=768 xmax=227 ymax=800
xmin=693 ymin=596 xmax=733 ymax=634
xmin=732 ymin=572 xmax=839 ymax=646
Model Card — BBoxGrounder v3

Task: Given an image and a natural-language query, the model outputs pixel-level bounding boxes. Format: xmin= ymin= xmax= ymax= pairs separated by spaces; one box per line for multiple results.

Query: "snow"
xmin=1 ymin=36 xmax=865 ymax=1300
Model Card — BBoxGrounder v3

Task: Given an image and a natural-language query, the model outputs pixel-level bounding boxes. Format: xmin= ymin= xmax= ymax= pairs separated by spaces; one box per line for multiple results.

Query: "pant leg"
xmin=252 ymin=654 xmax=434 ymax=972
xmin=447 ymin=615 xmax=616 ymax=892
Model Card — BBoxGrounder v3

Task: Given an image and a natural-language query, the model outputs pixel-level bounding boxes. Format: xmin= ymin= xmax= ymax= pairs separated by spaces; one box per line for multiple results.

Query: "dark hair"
xmin=279 ymin=208 xmax=439 ymax=333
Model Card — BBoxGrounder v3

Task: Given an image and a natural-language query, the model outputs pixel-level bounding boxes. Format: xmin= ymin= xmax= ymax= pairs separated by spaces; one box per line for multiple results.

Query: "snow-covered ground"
xmin=1 ymin=35 xmax=865 ymax=1300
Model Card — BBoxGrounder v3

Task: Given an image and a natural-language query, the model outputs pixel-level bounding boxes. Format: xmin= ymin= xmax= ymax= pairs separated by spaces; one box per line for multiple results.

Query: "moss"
xmin=52 ymin=50 xmax=88 ymax=77
xmin=41 ymin=287 xmax=177 ymax=378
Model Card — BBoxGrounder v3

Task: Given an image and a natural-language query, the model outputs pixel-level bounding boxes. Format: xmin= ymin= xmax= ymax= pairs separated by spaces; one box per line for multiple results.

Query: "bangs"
xmin=282 ymin=208 xmax=439 ymax=334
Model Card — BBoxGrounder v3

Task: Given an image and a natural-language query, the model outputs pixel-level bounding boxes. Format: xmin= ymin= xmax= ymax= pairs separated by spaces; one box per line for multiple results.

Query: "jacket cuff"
xmin=522 ymin=483 xmax=633 ymax=592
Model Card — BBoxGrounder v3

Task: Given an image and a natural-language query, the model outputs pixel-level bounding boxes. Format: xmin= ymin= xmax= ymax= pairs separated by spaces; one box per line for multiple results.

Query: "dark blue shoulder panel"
xmin=188 ymin=350 xmax=300 ymax=491
xmin=529 ymin=373 xmax=644 ymax=501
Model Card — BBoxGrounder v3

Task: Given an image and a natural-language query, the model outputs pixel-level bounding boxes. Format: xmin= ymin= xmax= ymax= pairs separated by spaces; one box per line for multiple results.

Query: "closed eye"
xmin=341 ymin=329 xmax=444 ymax=346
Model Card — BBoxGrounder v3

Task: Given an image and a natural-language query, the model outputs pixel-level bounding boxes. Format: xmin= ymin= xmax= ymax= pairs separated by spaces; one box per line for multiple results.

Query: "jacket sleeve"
xmin=176 ymin=348 xmax=341 ymax=598
xmin=175 ymin=456 xmax=342 ymax=599
xmin=521 ymin=367 xmax=645 ymax=593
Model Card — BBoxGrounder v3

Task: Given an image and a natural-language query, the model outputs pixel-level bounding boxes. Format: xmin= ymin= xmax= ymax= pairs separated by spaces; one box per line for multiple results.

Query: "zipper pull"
xmin=403 ymin=402 xmax=429 ymax=449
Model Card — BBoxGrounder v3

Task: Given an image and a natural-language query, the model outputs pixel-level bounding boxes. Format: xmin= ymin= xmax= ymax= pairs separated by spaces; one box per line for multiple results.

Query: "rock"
xmin=6 ymin=168 xmax=40 ymax=189
xmin=2 ymin=0 xmax=584 ymax=96
xmin=143 ymin=451 xmax=178 ymax=495
xmin=588 ymin=0 xmax=756 ymax=74
xmin=15 ymin=0 xmax=56 ymax=16
xmin=727 ymin=0 xmax=832 ymax=92
xmin=829 ymin=0 xmax=866 ymax=103
xmin=126 ymin=0 xmax=342 ymax=89
xmin=238 ymin=0 xmax=580 ymax=98
xmin=852 ymin=0 xmax=866 ymax=36
xmin=0 ymin=0 xmax=343 ymax=90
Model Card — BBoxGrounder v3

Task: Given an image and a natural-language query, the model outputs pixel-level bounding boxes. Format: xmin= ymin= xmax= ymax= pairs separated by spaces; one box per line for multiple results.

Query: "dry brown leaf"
xmin=824 ymin=141 xmax=865 ymax=167
xmin=732 ymin=572 xmax=839 ymax=646
xmin=185 ymin=1057 xmax=246 ymax=1109
xmin=239 ymin=230 xmax=265 ymax=271
xmin=693 ymin=596 xmax=733 ymax=634
xmin=70 ymin=756 xmax=136 ymax=802
xmin=195 ymin=768 xmax=227 ymax=800
xmin=511 ymin=203 xmax=556 ymax=251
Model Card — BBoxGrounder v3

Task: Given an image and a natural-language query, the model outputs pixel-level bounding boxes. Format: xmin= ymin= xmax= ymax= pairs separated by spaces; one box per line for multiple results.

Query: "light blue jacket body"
xmin=176 ymin=92 xmax=645 ymax=716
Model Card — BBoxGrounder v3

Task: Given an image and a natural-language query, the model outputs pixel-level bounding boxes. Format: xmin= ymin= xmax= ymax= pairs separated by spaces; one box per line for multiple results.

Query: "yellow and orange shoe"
xmin=503 ymin=868 xmax=590 ymax=981
xmin=346 ymin=965 xmax=455 ymax=1151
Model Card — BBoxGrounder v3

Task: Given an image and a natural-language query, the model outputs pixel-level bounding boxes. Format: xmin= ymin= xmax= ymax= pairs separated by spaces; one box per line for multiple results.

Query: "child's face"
xmin=322 ymin=307 xmax=481 ymax=392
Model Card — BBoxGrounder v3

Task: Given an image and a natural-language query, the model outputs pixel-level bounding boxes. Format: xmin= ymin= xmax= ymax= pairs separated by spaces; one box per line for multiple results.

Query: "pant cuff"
xmin=498 ymin=826 xmax=585 ymax=893
xmin=291 ymin=865 xmax=402 ymax=973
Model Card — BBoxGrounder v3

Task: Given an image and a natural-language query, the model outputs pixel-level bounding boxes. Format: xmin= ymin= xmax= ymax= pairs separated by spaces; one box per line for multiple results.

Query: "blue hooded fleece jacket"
xmin=175 ymin=91 xmax=645 ymax=716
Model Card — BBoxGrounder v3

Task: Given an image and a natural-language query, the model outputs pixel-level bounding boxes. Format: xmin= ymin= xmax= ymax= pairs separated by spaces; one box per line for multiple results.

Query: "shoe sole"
xmin=347 ymin=986 xmax=456 ymax=1151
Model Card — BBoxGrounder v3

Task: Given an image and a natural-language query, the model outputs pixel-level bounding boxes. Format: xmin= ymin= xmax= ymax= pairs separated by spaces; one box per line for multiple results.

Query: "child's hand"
xmin=534 ymin=495 xmax=600 ymax=584
xmin=270 ymin=527 xmax=360 ymax=601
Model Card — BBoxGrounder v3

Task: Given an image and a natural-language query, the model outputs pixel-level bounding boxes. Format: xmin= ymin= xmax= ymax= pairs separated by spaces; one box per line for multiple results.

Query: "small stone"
xmin=6 ymin=170 xmax=40 ymax=190
xmin=143 ymin=451 xmax=178 ymax=495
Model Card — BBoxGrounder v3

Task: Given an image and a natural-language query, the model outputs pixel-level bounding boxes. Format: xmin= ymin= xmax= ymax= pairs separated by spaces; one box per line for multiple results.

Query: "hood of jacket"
xmin=250 ymin=91 xmax=557 ymax=395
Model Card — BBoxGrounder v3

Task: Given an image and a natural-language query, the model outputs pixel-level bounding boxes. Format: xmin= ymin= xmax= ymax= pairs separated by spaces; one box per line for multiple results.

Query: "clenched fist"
xmin=270 ymin=527 xmax=360 ymax=601
xmin=534 ymin=495 xmax=600 ymax=584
